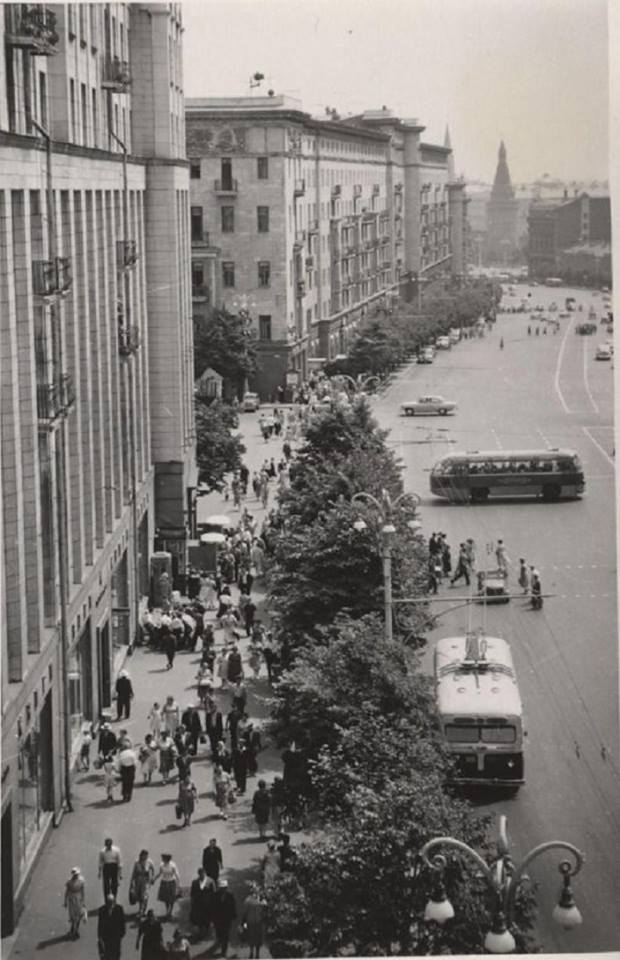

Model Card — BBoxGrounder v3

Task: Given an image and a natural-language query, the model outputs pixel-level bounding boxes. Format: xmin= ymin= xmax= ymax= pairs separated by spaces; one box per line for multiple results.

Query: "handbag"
xmin=238 ymin=922 xmax=248 ymax=943
xmin=93 ymin=756 xmax=103 ymax=770
xmin=128 ymin=883 xmax=137 ymax=906
xmin=199 ymin=733 xmax=207 ymax=744
xmin=175 ymin=803 xmax=183 ymax=820
xmin=80 ymin=905 xmax=88 ymax=923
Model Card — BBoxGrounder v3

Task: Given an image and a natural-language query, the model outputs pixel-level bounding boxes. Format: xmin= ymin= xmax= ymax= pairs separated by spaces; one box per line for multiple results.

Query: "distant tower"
xmin=485 ymin=141 xmax=518 ymax=263
xmin=444 ymin=125 xmax=455 ymax=180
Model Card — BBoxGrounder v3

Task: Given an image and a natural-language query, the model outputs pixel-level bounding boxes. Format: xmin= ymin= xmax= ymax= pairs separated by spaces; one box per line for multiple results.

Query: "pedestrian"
xmin=212 ymin=880 xmax=237 ymax=959
xmin=495 ymin=539 xmax=510 ymax=576
xmin=102 ymin=755 xmax=117 ymax=803
xmin=163 ymin=695 xmax=180 ymax=735
xmin=98 ymin=722 xmax=117 ymax=758
xmin=278 ymin=833 xmax=296 ymax=872
xmin=441 ymin=541 xmax=452 ymax=577
xmin=135 ymin=909 xmax=164 ymax=960
xmin=167 ymin=927 xmax=192 ymax=958
xmin=450 ymin=543 xmax=471 ymax=587
xmin=180 ymin=703 xmax=203 ymax=755
xmin=231 ymin=474 xmax=241 ymax=511
xmin=261 ymin=634 xmax=274 ymax=684
xmin=97 ymin=893 xmax=126 ymax=960
xmin=202 ymin=838 xmax=224 ymax=886
xmin=428 ymin=532 xmax=439 ymax=556
xmin=163 ymin=629 xmax=176 ymax=670
xmin=190 ymin=867 xmax=215 ymax=939
xmin=464 ymin=538 xmax=476 ymax=569
xmin=226 ymin=705 xmax=242 ymax=752
xmin=239 ymin=463 xmax=250 ymax=497
xmin=518 ymin=559 xmax=529 ymax=594
xmin=260 ymin=839 xmax=281 ymax=889
xmin=154 ymin=854 xmax=180 ymax=919
xmin=270 ymin=776 xmax=286 ymax=838
xmin=245 ymin=723 xmax=263 ymax=776
xmin=139 ymin=735 xmax=159 ymax=785
xmin=259 ymin=477 xmax=269 ymax=509
xmin=99 ymin=838 xmax=123 ymax=899
xmin=213 ymin=764 xmax=233 ymax=820
xmin=114 ymin=669 xmax=134 ymax=721
xmin=147 ymin=702 xmax=163 ymax=742
xmin=220 ymin=609 xmax=238 ymax=645
xmin=232 ymin=743 xmax=249 ymax=795
xmin=251 ymin=472 xmax=261 ymax=499
xmin=130 ymin=850 xmax=155 ymax=919
xmin=241 ymin=883 xmax=267 ymax=960
xmin=79 ymin=724 xmax=93 ymax=771
xmin=118 ymin=742 xmax=137 ymax=802
xmin=177 ymin=774 xmax=198 ymax=827
xmin=227 ymin=644 xmax=243 ymax=685
xmin=251 ymin=779 xmax=271 ymax=839
xmin=247 ymin=642 xmax=262 ymax=680
xmin=530 ymin=567 xmax=543 ymax=609
xmin=158 ymin=731 xmax=178 ymax=785
xmin=64 ymin=866 xmax=86 ymax=940
xmin=282 ymin=440 xmax=292 ymax=461
xmin=243 ymin=596 xmax=257 ymax=637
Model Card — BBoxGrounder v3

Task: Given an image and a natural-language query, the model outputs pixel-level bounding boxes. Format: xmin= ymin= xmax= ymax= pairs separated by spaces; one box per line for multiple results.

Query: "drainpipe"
xmin=32 ymin=119 xmax=73 ymax=814
xmin=110 ymin=129 xmax=140 ymax=650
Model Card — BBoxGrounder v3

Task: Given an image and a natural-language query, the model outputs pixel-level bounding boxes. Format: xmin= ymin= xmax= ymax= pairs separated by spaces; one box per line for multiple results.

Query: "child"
xmin=79 ymin=724 xmax=93 ymax=772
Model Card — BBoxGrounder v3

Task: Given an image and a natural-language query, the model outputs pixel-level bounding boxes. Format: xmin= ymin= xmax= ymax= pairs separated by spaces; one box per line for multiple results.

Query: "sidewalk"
xmin=7 ymin=407 xmax=295 ymax=960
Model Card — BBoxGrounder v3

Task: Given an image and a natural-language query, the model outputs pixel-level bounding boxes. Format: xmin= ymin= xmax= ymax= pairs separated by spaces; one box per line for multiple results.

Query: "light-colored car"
xmin=595 ymin=344 xmax=612 ymax=361
xmin=242 ymin=391 xmax=260 ymax=412
xmin=417 ymin=347 xmax=435 ymax=364
xmin=401 ymin=395 xmax=457 ymax=416
xmin=436 ymin=335 xmax=451 ymax=349
xmin=604 ymin=340 xmax=614 ymax=355
xmin=449 ymin=328 xmax=461 ymax=344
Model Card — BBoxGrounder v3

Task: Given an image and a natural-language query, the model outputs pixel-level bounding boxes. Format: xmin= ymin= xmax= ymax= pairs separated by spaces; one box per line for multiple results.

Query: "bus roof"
xmin=434 ymin=448 xmax=578 ymax=463
xmin=434 ymin=635 xmax=523 ymax=718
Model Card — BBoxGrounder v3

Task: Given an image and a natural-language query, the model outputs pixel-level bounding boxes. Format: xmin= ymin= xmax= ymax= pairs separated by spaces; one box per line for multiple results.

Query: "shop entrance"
xmin=78 ymin=620 xmax=93 ymax=720
xmin=38 ymin=692 xmax=54 ymax=811
xmin=1 ymin=806 xmax=14 ymax=935
xmin=97 ymin=621 xmax=112 ymax=710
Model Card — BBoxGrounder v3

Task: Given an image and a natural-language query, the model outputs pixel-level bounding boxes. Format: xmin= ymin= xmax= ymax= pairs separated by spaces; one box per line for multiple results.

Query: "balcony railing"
xmin=214 ymin=179 xmax=238 ymax=195
xmin=192 ymin=231 xmax=211 ymax=247
xmin=294 ymin=179 xmax=306 ymax=197
xmin=192 ymin=284 xmax=210 ymax=301
xmin=5 ymin=5 xmax=59 ymax=54
xmin=101 ymin=56 xmax=131 ymax=92
xmin=118 ymin=323 xmax=141 ymax=357
xmin=116 ymin=240 xmax=138 ymax=270
xmin=32 ymin=257 xmax=72 ymax=299
xmin=37 ymin=374 xmax=75 ymax=428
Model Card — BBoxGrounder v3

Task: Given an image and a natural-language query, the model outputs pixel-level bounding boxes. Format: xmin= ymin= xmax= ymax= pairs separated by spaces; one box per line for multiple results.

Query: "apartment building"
xmin=528 ymin=192 xmax=611 ymax=281
xmin=0 ymin=3 xmax=193 ymax=931
xmin=186 ymin=99 xmax=467 ymax=399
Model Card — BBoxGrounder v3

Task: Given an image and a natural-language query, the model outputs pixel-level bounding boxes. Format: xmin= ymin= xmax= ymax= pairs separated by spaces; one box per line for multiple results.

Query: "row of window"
xmin=190 ymin=205 xmax=270 ymax=240
xmin=191 ymin=156 xmax=269 ymax=181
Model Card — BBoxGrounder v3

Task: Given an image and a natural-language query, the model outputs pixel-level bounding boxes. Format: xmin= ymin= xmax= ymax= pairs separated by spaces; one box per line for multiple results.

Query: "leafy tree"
xmin=195 ymin=397 xmax=245 ymax=491
xmin=193 ymin=307 xmax=257 ymax=398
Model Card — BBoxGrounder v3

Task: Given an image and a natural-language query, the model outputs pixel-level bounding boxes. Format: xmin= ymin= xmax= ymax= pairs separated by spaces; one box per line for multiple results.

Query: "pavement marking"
xmin=491 ymin=428 xmax=503 ymax=450
xmin=553 ymin=316 xmax=573 ymax=414
xmin=582 ymin=425 xmax=615 ymax=468
xmin=582 ymin=337 xmax=600 ymax=414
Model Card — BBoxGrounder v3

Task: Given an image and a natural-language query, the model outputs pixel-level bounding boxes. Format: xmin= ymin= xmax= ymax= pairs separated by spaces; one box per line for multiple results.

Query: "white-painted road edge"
xmin=582 ymin=426 xmax=615 ymax=468
xmin=554 ymin=317 xmax=574 ymax=414
xmin=582 ymin=337 xmax=600 ymax=414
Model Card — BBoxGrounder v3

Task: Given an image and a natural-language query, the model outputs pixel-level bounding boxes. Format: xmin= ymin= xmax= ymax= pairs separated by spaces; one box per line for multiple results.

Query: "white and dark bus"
xmin=434 ymin=633 xmax=525 ymax=789
xmin=430 ymin=448 xmax=584 ymax=503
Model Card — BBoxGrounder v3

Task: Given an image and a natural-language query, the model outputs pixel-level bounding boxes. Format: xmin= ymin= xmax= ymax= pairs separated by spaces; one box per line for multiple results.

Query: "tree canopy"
xmin=193 ymin=307 xmax=257 ymax=398
xmin=195 ymin=397 xmax=245 ymax=491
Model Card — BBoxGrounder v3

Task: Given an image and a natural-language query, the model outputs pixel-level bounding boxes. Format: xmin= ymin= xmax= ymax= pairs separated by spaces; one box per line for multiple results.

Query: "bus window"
xmin=481 ymin=726 xmax=516 ymax=744
xmin=445 ymin=725 xmax=479 ymax=743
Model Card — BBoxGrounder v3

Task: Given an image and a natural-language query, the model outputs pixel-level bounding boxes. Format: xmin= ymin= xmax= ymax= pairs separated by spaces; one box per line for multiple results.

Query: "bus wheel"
xmin=471 ymin=488 xmax=489 ymax=503
xmin=542 ymin=484 xmax=561 ymax=501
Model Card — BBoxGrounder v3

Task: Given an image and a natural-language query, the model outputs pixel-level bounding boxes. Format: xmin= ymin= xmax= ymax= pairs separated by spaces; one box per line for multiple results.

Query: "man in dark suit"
xmin=97 ymin=894 xmax=126 ymax=960
xmin=212 ymin=880 xmax=236 ymax=958
xmin=98 ymin=723 xmax=117 ymax=758
xmin=190 ymin=867 xmax=215 ymax=938
xmin=114 ymin=671 xmax=134 ymax=720
xmin=181 ymin=704 xmax=203 ymax=755
xmin=202 ymin=838 xmax=223 ymax=885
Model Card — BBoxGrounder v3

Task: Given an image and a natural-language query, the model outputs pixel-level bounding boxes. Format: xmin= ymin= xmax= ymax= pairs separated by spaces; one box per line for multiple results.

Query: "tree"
xmin=195 ymin=397 xmax=245 ymax=491
xmin=193 ymin=307 xmax=257 ymax=399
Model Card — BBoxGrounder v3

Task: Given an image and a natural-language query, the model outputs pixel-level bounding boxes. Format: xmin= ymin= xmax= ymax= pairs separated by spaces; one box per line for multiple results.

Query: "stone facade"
xmin=485 ymin=141 xmax=519 ymax=263
xmin=528 ymin=193 xmax=611 ymax=281
xmin=0 ymin=3 xmax=193 ymax=932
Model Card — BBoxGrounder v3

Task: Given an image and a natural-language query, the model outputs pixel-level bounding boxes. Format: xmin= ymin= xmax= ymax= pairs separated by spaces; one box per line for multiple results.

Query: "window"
xmin=190 ymin=160 xmax=201 ymax=179
xmin=258 ymin=261 xmax=271 ymax=288
xmin=69 ymin=79 xmax=76 ymax=141
xmin=190 ymin=206 xmax=203 ymax=242
xmin=222 ymin=261 xmax=235 ymax=288
xmin=257 ymin=206 xmax=269 ymax=233
xmin=221 ymin=206 xmax=235 ymax=233
xmin=39 ymin=72 xmax=47 ymax=129
xmin=192 ymin=263 xmax=204 ymax=288
xmin=259 ymin=315 xmax=272 ymax=341
xmin=92 ymin=89 xmax=98 ymax=147
xmin=221 ymin=158 xmax=233 ymax=191
xmin=257 ymin=156 xmax=269 ymax=179
xmin=80 ymin=82 xmax=87 ymax=145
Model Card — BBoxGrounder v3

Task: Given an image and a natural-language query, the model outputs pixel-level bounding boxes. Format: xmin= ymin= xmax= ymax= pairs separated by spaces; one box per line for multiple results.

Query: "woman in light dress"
xmin=154 ymin=854 xmax=180 ymax=919
xmin=139 ymin=734 xmax=159 ymax=785
xmin=213 ymin=764 xmax=232 ymax=820
xmin=64 ymin=866 xmax=86 ymax=940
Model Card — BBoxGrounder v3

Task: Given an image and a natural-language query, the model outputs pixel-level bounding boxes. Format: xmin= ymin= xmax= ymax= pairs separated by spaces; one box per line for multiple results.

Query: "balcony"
xmin=394 ymin=182 xmax=403 ymax=193
xmin=308 ymin=218 xmax=320 ymax=234
xmin=294 ymin=229 xmax=306 ymax=249
xmin=116 ymin=240 xmax=138 ymax=271
xmin=101 ymin=56 xmax=131 ymax=92
xmin=214 ymin=179 xmax=238 ymax=196
xmin=373 ymin=184 xmax=381 ymax=196
xmin=37 ymin=374 xmax=75 ymax=429
xmin=192 ymin=231 xmax=212 ymax=248
xmin=296 ymin=280 xmax=306 ymax=298
xmin=331 ymin=184 xmax=341 ymax=198
xmin=32 ymin=257 xmax=72 ymax=299
xmin=192 ymin=284 xmax=210 ymax=301
xmin=353 ymin=184 xmax=362 ymax=198
xmin=294 ymin=179 xmax=306 ymax=197
xmin=305 ymin=256 xmax=314 ymax=270
xmin=5 ymin=5 xmax=59 ymax=55
xmin=118 ymin=323 xmax=141 ymax=357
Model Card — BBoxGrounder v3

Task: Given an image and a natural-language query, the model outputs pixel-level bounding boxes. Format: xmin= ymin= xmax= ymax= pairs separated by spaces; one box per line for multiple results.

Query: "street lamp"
xmin=418 ymin=814 xmax=584 ymax=953
xmin=339 ymin=373 xmax=382 ymax=397
xmin=352 ymin=487 xmax=422 ymax=643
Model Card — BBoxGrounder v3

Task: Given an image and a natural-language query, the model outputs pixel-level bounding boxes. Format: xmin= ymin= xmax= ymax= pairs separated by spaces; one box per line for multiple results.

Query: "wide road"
xmin=372 ymin=283 xmax=620 ymax=952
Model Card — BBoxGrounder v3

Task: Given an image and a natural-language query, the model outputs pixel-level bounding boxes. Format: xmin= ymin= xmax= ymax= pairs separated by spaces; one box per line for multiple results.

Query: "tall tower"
xmin=485 ymin=140 xmax=518 ymax=263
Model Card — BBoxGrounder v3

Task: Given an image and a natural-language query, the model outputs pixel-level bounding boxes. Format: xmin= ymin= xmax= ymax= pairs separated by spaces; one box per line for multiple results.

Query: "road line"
xmin=554 ymin=317 xmax=573 ymax=413
xmin=582 ymin=426 xmax=615 ymax=468
xmin=582 ymin=337 xmax=600 ymax=413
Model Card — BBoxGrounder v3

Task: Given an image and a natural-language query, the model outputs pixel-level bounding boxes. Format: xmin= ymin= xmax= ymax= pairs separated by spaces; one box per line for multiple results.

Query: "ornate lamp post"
xmin=352 ymin=488 xmax=422 ymax=643
xmin=419 ymin=814 xmax=584 ymax=952
xmin=231 ymin=294 xmax=256 ymax=396
xmin=339 ymin=373 xmax=382 ymax=396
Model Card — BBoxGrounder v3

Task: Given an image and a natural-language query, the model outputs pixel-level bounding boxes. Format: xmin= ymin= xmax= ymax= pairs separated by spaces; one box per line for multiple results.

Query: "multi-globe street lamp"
xmin=351 ymin=487 xmax=422 ymax=643
xmin=418 ymin=814 xmax=584 ymax=952
xmin=339 ymin=373 xmax=382 ymax=396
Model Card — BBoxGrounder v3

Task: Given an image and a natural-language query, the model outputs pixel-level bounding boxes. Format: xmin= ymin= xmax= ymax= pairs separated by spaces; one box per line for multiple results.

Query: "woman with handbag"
xmin=177 ymin=774 xmax=198 ymax=827
xmin=64 ymin=866 xmax=86 ymax=940
xmin=213 ymin=764 xmax=232 ymax=820
xmin=241 ymin=882 xmax=267 ymax=959
xmin=130 ymin=850 xmax=155 ymax=918
xmin=154 ymin=854 xmax=180 ymax=919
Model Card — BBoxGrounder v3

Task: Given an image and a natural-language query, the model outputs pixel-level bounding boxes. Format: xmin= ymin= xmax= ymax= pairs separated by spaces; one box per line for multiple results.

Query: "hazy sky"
xmin=182 ymin=0 xmax=609 ymax=184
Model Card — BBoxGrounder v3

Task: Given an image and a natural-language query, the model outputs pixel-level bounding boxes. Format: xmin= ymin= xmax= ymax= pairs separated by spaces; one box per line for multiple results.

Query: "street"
xmin=372 ymin=283 xmax=620 ymax=951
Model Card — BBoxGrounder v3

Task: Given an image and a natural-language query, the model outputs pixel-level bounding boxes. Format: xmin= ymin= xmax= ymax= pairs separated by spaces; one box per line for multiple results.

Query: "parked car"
xmin=476 ymin=570 xmax=510 ymax=604
xmin=436 ymin=335 xmax=451 ymax=349
xmin=242 ymin=392 xmax=260 ymax=412
xmin=417 ymin=347 xmax=435 ymax=364
xmin=595 ymin=344 xmax=612 ymax=361
xmin=576 ymin=322 xmax=597 ymax=335
xmin=401 ymin=395 xmax=457 ymax=416
xmin=449 ymin=328 xmax=461 ymax=344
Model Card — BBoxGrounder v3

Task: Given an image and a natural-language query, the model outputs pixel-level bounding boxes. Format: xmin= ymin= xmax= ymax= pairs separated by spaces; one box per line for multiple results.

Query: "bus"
xmin=545 ymin=277 xmax=563 ymax=287
xmin=429 ymin=448 xmax=584 ymax=503
xmin=434 ymin=633 xmax=525 ymax=789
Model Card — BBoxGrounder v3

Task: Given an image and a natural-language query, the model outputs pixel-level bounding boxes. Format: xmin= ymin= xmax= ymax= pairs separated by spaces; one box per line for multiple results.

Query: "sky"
xmin=181 ymin=0 xmax=610 ymax=185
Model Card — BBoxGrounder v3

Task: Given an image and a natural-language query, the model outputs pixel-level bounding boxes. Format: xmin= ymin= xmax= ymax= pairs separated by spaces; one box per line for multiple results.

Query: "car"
xmin=242 ymin=392 xmax=260 ymax=412
xmin=436 ymin=336 xmax=451 ymax=349
xmin=595 ymin=344 xmax=612 ymax=361
xmin=558 ymin=312 xmax=570 ymax=319
xmin=417 ymin=347 xmax=435 ymax=364
xmin=449 ymin=328 xmax=461 ymax=344
xmin=576 ymin=322 xmax=597 ymax=335
xmin=475 ymin=569 xmax=510 ymax=604
xmin=401 ymin=395 xmax=457 ymax=416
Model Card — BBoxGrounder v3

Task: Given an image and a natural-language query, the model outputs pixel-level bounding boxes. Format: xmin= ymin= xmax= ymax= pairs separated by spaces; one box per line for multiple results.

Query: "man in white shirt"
xmin=118 ymin=746 xmax=137 ymax=802
xmin=98 ymin=838 xmax=123 ymax=898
